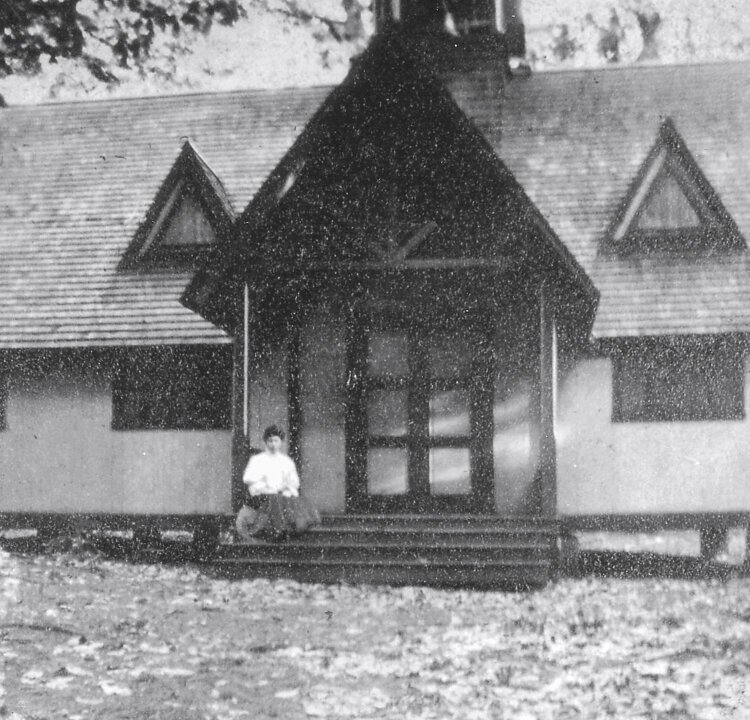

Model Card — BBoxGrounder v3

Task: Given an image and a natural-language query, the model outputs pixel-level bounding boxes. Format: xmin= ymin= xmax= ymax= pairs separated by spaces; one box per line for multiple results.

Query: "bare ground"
xmin=2 ymin=542 xmax=750 ymax=720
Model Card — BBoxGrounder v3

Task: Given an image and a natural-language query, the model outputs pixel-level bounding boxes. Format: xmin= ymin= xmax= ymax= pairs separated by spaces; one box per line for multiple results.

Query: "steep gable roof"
xmin=183 ymin=30 xmax=595 ymax=330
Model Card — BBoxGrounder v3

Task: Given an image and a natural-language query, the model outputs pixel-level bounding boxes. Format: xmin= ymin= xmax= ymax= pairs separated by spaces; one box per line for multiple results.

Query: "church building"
xmin=1 ymin=0 xmax=749 ymax=585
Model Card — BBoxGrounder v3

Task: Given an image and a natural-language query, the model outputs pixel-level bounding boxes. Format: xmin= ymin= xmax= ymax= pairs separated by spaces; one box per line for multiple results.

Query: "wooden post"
xmin=230 ymin=282 xmax=251 ymax=514
xmin=243 ymin=281 xmax=250 ymax=437
xmin=287 ymin=320 xmax=303 ymax=470
xmin=538 ymin=283 xmax=557 ymax=518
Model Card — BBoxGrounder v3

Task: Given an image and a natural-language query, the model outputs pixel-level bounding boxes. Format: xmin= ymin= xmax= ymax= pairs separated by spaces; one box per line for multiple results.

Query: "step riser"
xmin=319 ymin=520 xmax=559 ymax=531
xmin=306 ymin=531 xmax=556 ymax=546
xmin=218 ymin=546 xmax=553 ymax=563
xmin=210 ymin=562 xmax=552 ymax=590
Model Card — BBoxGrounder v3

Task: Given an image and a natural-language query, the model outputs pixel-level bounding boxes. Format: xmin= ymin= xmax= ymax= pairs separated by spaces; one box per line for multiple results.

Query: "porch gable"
xmin=182 ymin=29 xmax=596 ymax=333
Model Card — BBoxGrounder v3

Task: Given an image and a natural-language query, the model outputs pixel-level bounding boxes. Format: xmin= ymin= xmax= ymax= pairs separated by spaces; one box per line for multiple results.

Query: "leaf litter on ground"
xmin=1 ymin=548 xmax=750 ymax=719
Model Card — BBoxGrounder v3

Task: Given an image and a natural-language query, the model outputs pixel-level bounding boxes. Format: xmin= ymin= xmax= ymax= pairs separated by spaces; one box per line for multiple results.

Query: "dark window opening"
xmin=159 ymin=192 xmax=217 ymax=248
xmin=399 ymin=0 xmax=497 ymax=34
xmin=613 ymin=341 xmax=745 ymax=423
xmin=112 ymin=346 xmax=232 ymax=430
xmin=447 ymin=0 xmax=496 ymax=34
xmin=635 ymin=172 xmax=700 ymax=232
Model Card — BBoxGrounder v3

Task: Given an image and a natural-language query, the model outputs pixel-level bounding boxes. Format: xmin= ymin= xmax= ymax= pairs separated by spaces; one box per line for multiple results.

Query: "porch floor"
xmin=209 ymin=514 xmax=561 ymax=590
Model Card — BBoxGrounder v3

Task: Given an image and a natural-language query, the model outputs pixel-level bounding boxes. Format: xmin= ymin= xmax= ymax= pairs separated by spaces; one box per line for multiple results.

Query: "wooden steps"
xmin=208 ymin=514 xmax=560 ymax=590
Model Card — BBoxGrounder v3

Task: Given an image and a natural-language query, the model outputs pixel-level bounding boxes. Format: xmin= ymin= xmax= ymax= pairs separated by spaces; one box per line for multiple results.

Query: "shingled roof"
xmin=499 ymin=60 xmax=750 ymax=338
xmin=0 ymin=86 xmax=327 ymax=348
xmin=1 ymin=60 xmax=749 ymax=347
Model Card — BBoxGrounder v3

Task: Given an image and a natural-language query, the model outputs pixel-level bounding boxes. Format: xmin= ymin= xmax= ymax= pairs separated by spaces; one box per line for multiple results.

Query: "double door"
xmin=347 ymin=320 xmax=495 ymax=513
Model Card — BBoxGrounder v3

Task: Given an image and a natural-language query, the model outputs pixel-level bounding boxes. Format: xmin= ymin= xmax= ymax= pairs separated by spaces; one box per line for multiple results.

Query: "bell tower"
xmin=372 ymin=1 xmax=525 ymax=137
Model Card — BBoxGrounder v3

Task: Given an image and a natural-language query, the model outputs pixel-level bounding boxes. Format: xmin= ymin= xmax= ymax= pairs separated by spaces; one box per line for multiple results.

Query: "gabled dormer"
xmin=604 ymin=118 xmax=744 ymax=256
xmin=120 ymin=140 xmax=234 ymax=269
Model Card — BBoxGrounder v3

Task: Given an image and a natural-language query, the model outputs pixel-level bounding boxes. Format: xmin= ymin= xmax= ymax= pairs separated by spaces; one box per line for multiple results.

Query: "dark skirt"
xmin=236 ymin=494 xmax=320 ymax=541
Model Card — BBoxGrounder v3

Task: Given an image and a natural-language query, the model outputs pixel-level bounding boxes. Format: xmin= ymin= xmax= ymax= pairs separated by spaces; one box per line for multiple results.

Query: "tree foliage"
xmin=0 ymin=0 xmax=245 ymax=80
xmin=0 ymin=0 xmax=368 ymax=85
xmin=525 ymin=1 xmax=750 ymax=69
xmin=2 ymin=1 xmax=750 ymax=103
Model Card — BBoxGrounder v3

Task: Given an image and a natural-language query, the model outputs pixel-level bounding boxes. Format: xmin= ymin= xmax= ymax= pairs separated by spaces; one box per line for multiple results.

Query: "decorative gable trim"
xmin=605 ymin=118 xmax=744 ymax=255
xmin=372 ymin=220 xmax=439 ymax=262
xmin=120 ymin=140 xmax=235 ymax=269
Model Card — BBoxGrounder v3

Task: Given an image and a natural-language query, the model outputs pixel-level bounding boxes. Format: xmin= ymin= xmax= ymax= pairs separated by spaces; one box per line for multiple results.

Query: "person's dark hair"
xmin=263 ymin=424 xmax=285 ymax=442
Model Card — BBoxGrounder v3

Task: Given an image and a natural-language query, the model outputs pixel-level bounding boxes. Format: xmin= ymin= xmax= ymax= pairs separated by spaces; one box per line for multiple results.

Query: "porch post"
xmin=242 ymin=281 xmax=250 ymax=437
xmin=538 ymin=283 xmax=557 ymax=517
xmin=230 ymin=282 xmax=251 ymax=513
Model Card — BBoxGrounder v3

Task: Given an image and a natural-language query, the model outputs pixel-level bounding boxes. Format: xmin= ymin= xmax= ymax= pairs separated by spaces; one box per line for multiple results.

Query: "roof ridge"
xmin=0 ymin=83 xmax=335 ymax=110
xmin=526 ymin=56 xmax=750 ymax=78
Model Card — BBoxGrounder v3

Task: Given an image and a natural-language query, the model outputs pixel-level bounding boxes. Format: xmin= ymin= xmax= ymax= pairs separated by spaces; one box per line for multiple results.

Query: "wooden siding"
xmin=0 ymin=352 xmax=231 ymax=515
xmin=557 ymin=355 xmax=750 ymax=516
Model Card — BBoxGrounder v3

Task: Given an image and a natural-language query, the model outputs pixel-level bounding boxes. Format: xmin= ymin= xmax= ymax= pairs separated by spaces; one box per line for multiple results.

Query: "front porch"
xmin=183 ymin=34 xmax=597 ymax=588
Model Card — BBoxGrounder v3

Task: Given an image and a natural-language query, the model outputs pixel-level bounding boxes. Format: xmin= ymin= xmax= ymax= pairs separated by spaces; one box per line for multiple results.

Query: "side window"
xmin=613 ymin=342 xmax=744 ymax=422
xmin=112 ymin=346 xmax=232 ymax=430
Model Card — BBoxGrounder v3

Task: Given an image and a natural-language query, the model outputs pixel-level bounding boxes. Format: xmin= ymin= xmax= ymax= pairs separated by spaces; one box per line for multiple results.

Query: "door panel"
xmin=367 ymin=447 xmax=409 ymax=496
xmin=368 ymin=389 xmax=409 ymax=436
xmin=367 ymin=331 xmax=409 ymax=377
xmin=429 ymin=447 xmax=472 ymax=495
xmin=429 ymin=388 xmax=471 ymax=436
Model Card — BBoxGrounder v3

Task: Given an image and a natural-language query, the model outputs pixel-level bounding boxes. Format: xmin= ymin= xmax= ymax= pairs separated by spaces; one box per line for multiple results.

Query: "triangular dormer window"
xmin=605 ymin=118 xmax=744 ymax=256
xmin=121 ymin=140 xmax=234 ymax=269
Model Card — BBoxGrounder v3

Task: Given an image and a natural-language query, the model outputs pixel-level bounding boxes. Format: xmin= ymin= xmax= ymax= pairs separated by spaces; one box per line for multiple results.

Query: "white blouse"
xmin=242 ymin=452 xmax=300 ymax=497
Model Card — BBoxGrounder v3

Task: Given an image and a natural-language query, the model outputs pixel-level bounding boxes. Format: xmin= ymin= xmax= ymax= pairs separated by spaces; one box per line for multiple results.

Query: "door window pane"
xmin=368 ymin=331 xmax=408 ymax=378
xmin=428 ymin=331 xmax=474 ymax=378
xmin=429 ymin=388 xmax=471 ymax=436
xmin=367 ymin=448 xmax=409 ymax=495
xmin=429 ymin=448 xmax=471 ymax=495
xmin=368 ymin=389 xmax=408 ymax=436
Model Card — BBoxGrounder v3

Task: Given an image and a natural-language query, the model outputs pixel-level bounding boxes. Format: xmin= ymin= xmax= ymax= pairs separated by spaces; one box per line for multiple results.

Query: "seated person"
xmin=236 ymin=425 xmax=320 ymax=541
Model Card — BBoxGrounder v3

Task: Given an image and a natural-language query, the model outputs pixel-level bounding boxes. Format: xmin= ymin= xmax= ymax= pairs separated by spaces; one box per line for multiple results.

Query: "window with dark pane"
xmin=112 ymin=346 xmax=231 ymax=430
xmin=613 ymin=340 xmax=744 ymax=422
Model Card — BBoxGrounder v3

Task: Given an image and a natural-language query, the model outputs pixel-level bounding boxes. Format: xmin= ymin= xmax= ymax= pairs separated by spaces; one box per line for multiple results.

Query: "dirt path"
xmin=2 ymin=548 xmax=750 ymax=719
